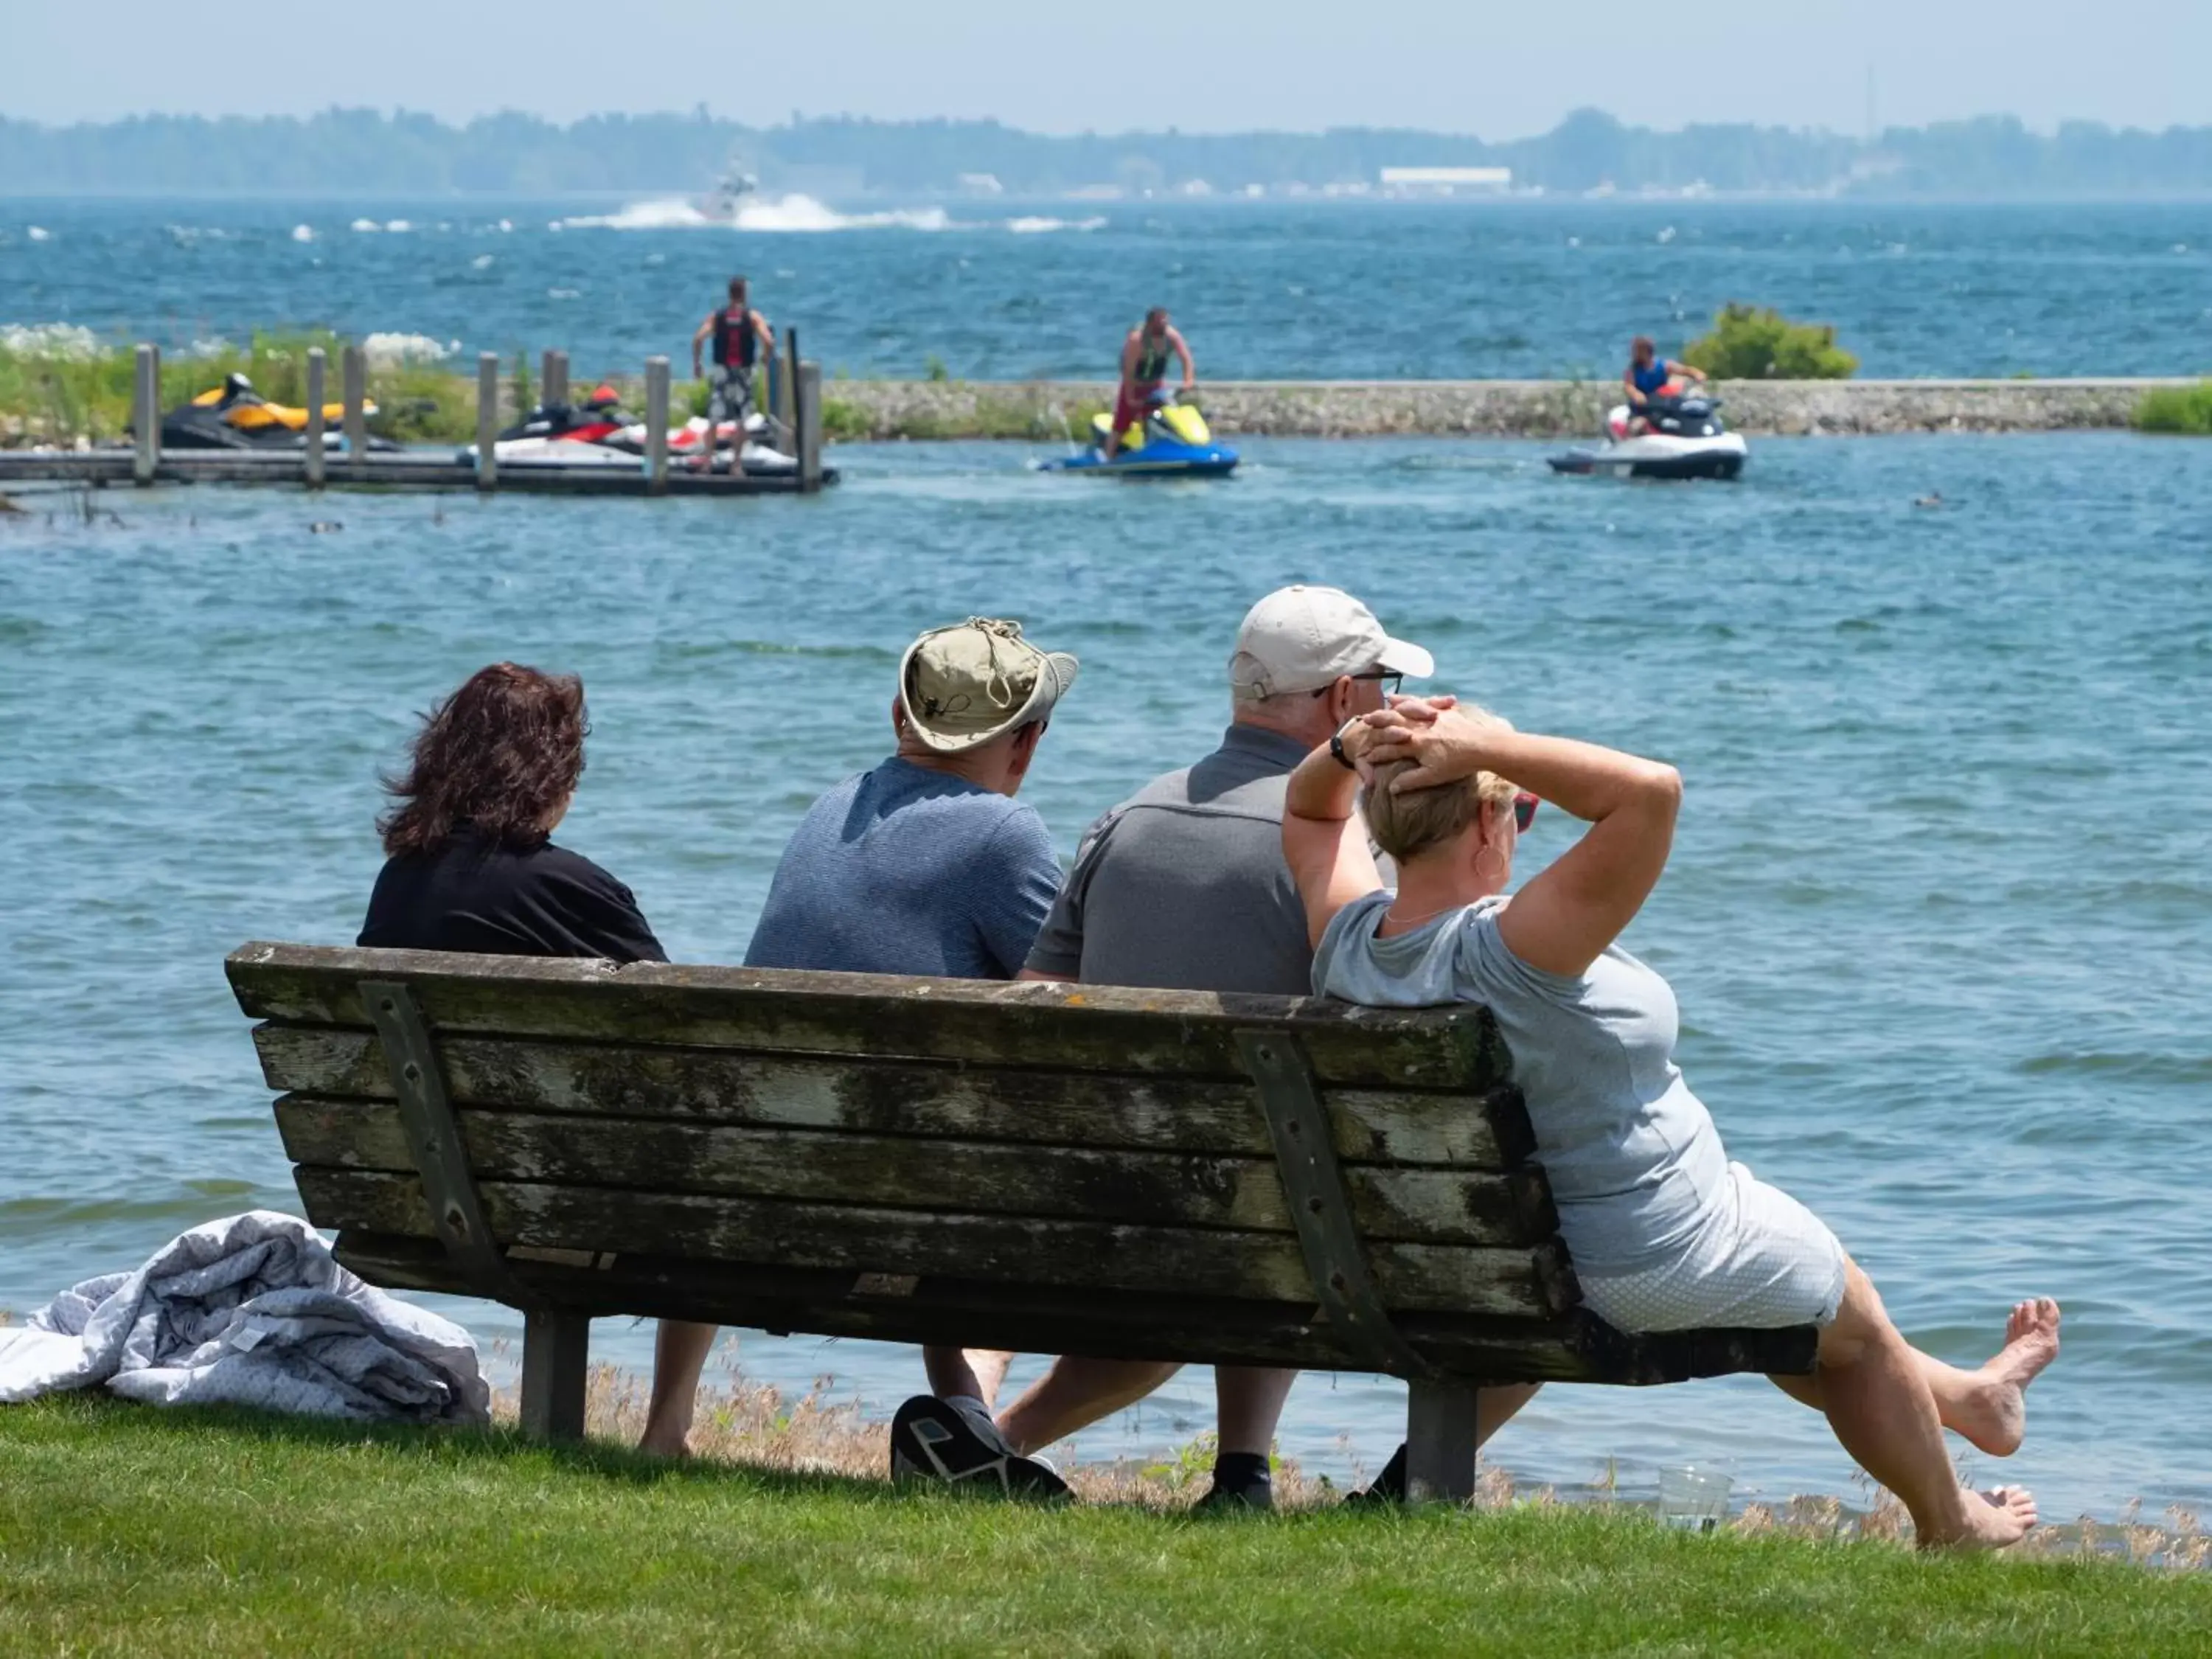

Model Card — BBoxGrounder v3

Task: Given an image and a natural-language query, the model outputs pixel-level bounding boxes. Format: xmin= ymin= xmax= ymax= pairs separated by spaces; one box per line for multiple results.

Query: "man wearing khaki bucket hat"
xmin=638 ymin=616 xmax=1079 ymax=1467
xmin=889 ymin=584 xmax=1436 ymax=1508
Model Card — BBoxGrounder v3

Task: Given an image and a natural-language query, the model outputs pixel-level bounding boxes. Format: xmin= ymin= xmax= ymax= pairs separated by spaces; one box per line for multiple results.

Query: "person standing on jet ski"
xmin=1104 ymin=307 xmax=1197 ymax=460
xmin=691 ymin=276 xmax=777 ymax=459
xmin=1624 ymin=335 xmax=1707 ymax=434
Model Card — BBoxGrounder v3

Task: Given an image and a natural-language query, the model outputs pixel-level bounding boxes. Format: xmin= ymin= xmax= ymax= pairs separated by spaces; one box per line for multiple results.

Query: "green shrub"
xmin=820 ymin=398 xmax=872 ymax=442
xmin=1682 ymin=305 xmax=1857 ymax=380
xmin=2132 ymin=380 xmax=2212 ymax=435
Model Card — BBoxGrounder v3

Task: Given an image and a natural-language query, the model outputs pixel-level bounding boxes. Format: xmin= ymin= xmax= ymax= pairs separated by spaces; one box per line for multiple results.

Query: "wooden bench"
xmin=226 ymin=941 xmax=1816 ymax=1500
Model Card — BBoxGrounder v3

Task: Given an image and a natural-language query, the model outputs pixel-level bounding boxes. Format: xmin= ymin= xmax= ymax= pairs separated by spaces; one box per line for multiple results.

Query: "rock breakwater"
xmin=821 ymin=378 xmax=2188 ymax=441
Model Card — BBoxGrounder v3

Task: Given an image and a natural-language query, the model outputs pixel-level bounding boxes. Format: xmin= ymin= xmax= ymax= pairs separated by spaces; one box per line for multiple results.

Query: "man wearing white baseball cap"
xmin=641 ymin=616 xmax=1078 ymax=1468
xmin=886 ymin=584 xmax=1433 ymax=1509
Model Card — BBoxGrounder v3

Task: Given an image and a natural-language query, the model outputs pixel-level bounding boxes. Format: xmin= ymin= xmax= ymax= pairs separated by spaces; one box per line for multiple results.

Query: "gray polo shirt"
xmin=1023 ymin=724 xmax=1314 ymax=995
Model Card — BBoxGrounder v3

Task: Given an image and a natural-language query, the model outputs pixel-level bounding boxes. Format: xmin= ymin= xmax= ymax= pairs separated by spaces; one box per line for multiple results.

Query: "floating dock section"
xmin=0 ymin=343 xmax=835 ymax=497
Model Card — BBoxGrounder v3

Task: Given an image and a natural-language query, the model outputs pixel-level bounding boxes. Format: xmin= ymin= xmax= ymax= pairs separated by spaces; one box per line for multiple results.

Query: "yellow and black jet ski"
xmin=158 ymin=372 xmax=397 ymax=451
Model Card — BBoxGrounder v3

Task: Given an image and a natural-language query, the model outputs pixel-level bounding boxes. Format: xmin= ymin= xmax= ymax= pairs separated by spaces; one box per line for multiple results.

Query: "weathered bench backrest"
xmin=229 ymin=942 xmax=1810 ymax=1389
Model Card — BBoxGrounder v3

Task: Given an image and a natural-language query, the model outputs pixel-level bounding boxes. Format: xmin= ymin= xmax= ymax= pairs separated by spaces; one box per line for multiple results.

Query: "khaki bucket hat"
xmin=898 ymin=617 xmax=1079 ymax=754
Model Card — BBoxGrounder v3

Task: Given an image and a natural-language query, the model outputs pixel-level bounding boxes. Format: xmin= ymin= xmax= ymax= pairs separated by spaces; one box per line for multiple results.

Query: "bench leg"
xmin=518 ymin=1310 xmax=590 ymax=1441
xmin=1405 ymin=1378 xmax=1481 ymax=1503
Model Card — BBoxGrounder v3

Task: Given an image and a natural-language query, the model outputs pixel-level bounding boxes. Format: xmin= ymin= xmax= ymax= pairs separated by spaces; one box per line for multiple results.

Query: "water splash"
xmin=558 ymin=193 xmax=957 ymax=234
xmin=1007 ymin=215 xmax=1107 ymax=234
xmin=361 ymin=333 xmax=458 ymax=366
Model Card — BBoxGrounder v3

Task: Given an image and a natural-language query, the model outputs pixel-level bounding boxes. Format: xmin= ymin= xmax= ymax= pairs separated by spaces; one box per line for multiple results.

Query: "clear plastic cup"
xmin=1658 ymin=1464 xmax=1733 ymax=1532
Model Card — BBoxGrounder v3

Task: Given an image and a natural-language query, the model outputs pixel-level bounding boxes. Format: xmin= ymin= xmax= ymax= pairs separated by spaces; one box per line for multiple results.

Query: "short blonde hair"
xmin=1361 ymin=709 xmax=1520 ymax=863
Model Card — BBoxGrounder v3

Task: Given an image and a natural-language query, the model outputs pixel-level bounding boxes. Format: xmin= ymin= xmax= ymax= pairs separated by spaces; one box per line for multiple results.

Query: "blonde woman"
xmin=1280 ymin=698 xmax=2061 ymax=1551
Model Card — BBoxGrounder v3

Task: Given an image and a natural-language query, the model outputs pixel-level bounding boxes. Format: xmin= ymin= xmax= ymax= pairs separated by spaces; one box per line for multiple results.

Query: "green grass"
xmin=2132 ymin=380 xmax=2212 ymax=434
xmin=2 ymin=1397 xmax=2205 ymax=1657
xmin=0 ymin=333 xmax=481 ymax=447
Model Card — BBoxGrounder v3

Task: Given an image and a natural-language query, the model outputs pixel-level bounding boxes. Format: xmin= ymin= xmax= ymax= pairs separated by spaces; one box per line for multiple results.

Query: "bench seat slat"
xmin=333 ymin=1231 xmax=1815 ymax=1384
xmin=227 ymin=945 xmax=1504 ymax=1089
xmin=273 ymin=1096 xmax=1557 ymax=1247
xmin=294 ymin=1167 xmax=1573 ymax=1318
xmin=252 ymin=1026 xmax=1534 ymax=1169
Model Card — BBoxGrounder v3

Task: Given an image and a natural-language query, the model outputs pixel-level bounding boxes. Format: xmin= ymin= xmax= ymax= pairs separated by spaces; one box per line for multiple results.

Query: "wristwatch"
xmin=1329 ymin=724 xmax=1358 ymax=771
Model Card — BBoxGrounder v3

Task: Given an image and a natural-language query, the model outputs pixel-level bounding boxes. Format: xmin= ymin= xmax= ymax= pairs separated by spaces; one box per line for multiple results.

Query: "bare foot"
xmin=636 ymin=1425 xmax=695 ymax=1460
xmin=1922 ymin=1484 xmax=2039 ymax=1551
xmin=1950 ymin=1298 xmax=2062 ymax=1458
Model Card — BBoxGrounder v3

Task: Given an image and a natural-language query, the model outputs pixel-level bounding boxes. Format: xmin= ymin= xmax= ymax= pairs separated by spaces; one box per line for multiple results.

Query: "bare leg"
xmin=925 ymin=1346 xmax=1014 ymax=1411
xmin=1769 ymin=1297 xmax=2062 ymax=1457
xmin=996 ymin=1357 xmax=1183 ymax=1455
xmin=1475 ymin=1382 xmax=1541 ymax=1448
xmin=1787 ymin=1262 xmax=2039 ymax=1551
xmin=1215 ymin=1366 xmax=1297 ymax=1458
xmin=639 ymin=1320 xmax=720 ymax=1456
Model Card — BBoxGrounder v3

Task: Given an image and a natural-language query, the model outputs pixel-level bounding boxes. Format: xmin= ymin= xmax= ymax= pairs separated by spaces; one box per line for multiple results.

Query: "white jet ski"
xmin=1549 ymin=392 xmax=1747 ymax=481
xmin=457 ymin=404 xmax=795 ymax=475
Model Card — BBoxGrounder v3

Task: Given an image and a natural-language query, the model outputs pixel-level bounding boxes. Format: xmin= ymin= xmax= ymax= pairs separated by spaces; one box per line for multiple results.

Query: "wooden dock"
xmin=0 ymin=341 xmax=835 ymax=498
xmin=0 ymin=449 xmax=836 ymax=495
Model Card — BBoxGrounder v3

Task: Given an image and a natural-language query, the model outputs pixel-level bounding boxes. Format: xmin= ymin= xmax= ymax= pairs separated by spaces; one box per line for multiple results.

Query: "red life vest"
xmin=712 ymin=307 xmax=757 ymax=370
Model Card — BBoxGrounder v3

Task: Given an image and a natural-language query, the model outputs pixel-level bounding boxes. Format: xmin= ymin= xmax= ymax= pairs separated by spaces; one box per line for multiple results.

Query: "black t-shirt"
xmin=358 ymin=827 xmax=667 ymax=963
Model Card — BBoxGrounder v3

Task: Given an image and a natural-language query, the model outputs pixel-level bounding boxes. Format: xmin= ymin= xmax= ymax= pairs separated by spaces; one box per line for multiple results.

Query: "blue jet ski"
xmin=1038 ymin=389 xmax=1238 ymax=477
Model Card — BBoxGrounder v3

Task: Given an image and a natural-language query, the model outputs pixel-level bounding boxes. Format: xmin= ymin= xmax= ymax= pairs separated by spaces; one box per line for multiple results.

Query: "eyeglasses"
xmin=1513 ymin=792 xmax=1539 ymax=833
xmin=1311 ymin=669 xmax=1403 ymax=700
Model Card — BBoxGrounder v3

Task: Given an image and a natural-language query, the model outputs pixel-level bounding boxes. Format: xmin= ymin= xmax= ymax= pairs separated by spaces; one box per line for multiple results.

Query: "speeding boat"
xmin=696 ymin=156 xmax=759 ymax=223
xmin=158 ymin=372 xmax=397 ymax=452
xmin=1038 ymin=389 xmax=1239 ymax=478
xmin=1548 ymin=392 xmax=1747 ymax=481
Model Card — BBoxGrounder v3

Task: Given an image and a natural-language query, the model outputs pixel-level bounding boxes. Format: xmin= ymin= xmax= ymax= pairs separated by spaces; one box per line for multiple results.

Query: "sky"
xmin=3 ymin=1 xmax=2209 ymax=138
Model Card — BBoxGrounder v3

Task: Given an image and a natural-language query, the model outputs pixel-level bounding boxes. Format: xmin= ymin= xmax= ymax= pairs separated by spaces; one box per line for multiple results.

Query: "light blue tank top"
xmin=1313 ymin=891 xmax=1729 ymax=1279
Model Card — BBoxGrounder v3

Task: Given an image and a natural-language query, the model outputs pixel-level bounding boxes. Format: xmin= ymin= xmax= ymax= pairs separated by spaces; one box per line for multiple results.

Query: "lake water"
xmin=4 ymin=195 xmax=2212 ymax=380
xmin=4 ymin=431 xmax=2208 ymax=1521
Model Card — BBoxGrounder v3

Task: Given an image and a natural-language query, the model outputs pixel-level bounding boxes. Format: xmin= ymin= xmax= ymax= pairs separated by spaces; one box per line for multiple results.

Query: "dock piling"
xmin=644 ymin=356 xmax=671 ymax=495
xmin=542 ymin=349 xmax=568 ymax=409
xmin=476 ymin=352 xmax=500 ymax=492
xmin=341 ymin=345 xmax=368 ymax=462
xmin=776 ymin=329 xmax=797 ymax=437
xmin=132 ymin=345 xmax=159 ymax=486
xmin=797 ymin=361 xmax=823 ymax=492
xmin=304 ymin=349 xmax=327 ymax=488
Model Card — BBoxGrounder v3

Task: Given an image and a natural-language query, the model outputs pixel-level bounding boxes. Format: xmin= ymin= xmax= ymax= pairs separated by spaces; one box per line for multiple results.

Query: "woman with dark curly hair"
xmin=358 ymin=662 xmax=665 ymax=963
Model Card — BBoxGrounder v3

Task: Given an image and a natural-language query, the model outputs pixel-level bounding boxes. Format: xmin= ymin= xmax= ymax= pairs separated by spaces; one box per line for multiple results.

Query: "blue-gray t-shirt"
xmin=1313 ymin=890 xmax=1728 ymax=1280
xmin=743 ymin=757 xmax=1061 ymax=980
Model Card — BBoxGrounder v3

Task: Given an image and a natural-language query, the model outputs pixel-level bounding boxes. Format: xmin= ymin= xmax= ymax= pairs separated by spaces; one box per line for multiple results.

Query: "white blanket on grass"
xmin=0 ymin=1210 xmax=489 ymax=1425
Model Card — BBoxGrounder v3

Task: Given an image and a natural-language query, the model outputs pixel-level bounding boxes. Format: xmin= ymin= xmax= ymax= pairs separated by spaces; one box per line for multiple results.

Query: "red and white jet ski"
xmin=456 ymin=386 xmax=796 ymax=474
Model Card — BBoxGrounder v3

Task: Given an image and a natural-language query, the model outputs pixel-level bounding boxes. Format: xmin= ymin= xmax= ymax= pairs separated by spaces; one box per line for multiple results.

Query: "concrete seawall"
xmin=824 ymin=378 xmax=2191 ymax=439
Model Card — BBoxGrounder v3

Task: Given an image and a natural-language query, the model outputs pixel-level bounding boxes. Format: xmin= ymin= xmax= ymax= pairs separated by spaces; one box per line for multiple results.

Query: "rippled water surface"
xmin=5 ymin=196 xmax=2212 ymax=378
xmin=4 ymin=433 xmax=2210 ymax=1519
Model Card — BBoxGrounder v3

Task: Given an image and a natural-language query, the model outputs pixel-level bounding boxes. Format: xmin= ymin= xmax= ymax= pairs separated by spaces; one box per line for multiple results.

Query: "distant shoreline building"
xmin=1379 ymin=165 xmax=1513 ymax=196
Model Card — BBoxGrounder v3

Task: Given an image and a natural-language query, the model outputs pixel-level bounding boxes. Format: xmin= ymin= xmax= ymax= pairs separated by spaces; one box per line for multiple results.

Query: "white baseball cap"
xmin=1228 ymin=585 xmax=1435 ymax=702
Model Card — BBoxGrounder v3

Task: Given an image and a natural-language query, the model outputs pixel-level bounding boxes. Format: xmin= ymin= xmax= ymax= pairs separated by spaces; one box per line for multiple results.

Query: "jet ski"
xmin=456 ymin=386 xmax=797 ymax=475
xmin=157 ymin=372 xmax=399 ymax=452
xmin=1548 ymin=392 xmax=1747 ymax=481
xmin=458 ymin=386 xmax=636 ymax=466
xmin=1038 ymin=387 xmax=1239 ymax=478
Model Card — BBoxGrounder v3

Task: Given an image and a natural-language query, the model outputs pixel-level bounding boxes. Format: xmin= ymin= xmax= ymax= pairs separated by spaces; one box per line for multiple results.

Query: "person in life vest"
xmin=1624 ymin=335 xmax=1707 ymax=434
xmin=1105 ymin=307 xmax=1197 ymax=459
xmin=690 ymin=276 xmax=777 ymax=464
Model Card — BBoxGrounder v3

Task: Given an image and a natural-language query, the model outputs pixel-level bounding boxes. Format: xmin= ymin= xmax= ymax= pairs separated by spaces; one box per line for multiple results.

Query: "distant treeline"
xmin=5 ymin=107 xmax=2212 ymax=196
